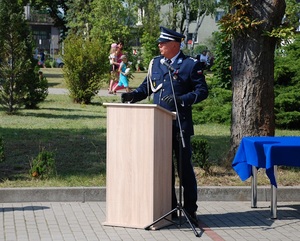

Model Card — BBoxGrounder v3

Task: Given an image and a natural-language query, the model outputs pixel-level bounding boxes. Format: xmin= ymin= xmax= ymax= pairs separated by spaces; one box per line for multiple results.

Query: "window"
xmin=215 ymin=11 xmax=225 ymax=22
xmin=187 ymin=33 xmax=198 ymax=44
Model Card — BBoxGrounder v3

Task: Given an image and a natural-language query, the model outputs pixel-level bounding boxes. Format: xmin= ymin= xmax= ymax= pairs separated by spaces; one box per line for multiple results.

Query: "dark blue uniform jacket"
xmin=131 ymin=51 xmax=208 ymax=136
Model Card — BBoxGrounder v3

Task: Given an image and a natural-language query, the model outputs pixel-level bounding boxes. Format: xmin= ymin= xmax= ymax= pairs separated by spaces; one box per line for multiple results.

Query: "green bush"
xmin=274 ymin=35 xmax=300 ymax=129
xmin=141 ymin=31 xmax=160 ymax=68
xmin=193 ymin=45 xmax=209 ymax=56
xmin=274 ymin=59 xmax=295 ymax=86
xmin=210 ymin=31 xmax=232 ymax=89
xmin=275 ymin=112 xmax=300 ymax=129
xmin=275 ymin=89 xmax=300 ymax=128
xmin=29 ymin=150 xmax=56 ymax=179
xmin=0 ymin=136 xmax=5 ymax=163
xmin=191 ymin=138 xmax=211 ymax=175
xmin=193 ymin=87 xmax=232 ymax=124
xmin=63 ymin=34 xmax=108 ymax=104
xmin=275 ymin=90 xmax=300 ymax=112
xmin=22 ymin=68 xmax=48 ymax=109
xmin=45 ymin=59 xmax=54 ymax=68
xmin=275 ymin=36 xmax=300 ymax=87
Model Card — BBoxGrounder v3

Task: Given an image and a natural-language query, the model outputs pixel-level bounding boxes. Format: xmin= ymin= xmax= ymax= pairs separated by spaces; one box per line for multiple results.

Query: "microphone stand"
xmin=144 ymin=67 xmax=200 ymax=237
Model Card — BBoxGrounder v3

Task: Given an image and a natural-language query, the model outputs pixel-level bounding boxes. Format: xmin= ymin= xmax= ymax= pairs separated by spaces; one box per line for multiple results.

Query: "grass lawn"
xmin=0 ymin=68 xmax=300 ymax=187
xmin=44 ymin=68 xmax=147 ymax=89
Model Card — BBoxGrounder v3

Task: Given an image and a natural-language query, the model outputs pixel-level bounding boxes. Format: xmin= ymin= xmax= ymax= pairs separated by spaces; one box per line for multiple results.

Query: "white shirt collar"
xmin=165 ymin=51 xmax=181 ymax=64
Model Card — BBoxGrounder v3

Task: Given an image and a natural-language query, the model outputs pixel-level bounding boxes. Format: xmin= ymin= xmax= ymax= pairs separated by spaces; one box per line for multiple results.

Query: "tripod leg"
xmin=181 ymin=209 xmax=200 ymax=237
xmin=144 ymin=208 xmax=178 ymax=230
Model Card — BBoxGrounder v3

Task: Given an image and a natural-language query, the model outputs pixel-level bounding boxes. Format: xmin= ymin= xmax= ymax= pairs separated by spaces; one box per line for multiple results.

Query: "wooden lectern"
xmin=103 ymin=103 xmax=175 ymax=229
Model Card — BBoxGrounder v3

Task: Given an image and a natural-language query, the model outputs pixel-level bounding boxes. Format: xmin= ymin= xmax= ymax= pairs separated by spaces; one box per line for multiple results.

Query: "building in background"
xmin=24 ymin=5 xmax=61 ymax=56
xmin=187 ymin=10 xmax=225 ymax=45
xmin=159 ymin=5 xmax=225 ymax=47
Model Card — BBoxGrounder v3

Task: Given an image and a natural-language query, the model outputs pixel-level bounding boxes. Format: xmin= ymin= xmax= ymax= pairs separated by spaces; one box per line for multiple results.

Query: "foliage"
xmin=29 ymin=149 xmax=56 ymax=179
xmin=275 ymin=88 xmax=300 ymax=129
xmin=266 ymin=26 xmax=295 ymax=44
xmin=191 ymin=137 xmax=211 ymax=175
xmin=210 ymin=31 xmax=232 ymax=89
xmin=0 ymin=136 xmax=4 ymax=163
xmin=275 ymin=35 xmax=300 ymax=86
xmin=193 ymin=45 xmax=208 ymax=56
xmin=263 ymin=0 xmax=298 ymax=44
xmin=45 ymin=59 xmax=54 ymax=68
xmin=218 ymin=0 xmax=265 ymax=39
xmin=267 ymin=0 xmax=300 ymax=44
xmin=141 ymin=32 xmax=160 ymax=68
xmin=63 ymin=34 xmax=107 ymax=104
xmin=193 ymin=87 xmax=232 ymax=125
xmin=65 ymin=0 xmax=136 ymax=78
xmin=138 ymin=1 xmax=161 ymax=67
xmin=22 ymin=67 xmax=48 ymax=109
xmin=89 ymin=0 xmax=133 ymax=44
xmin=282 ymin=0 xmax=300 ymax=33
xmin=66 ymin=0 xmax=93 ymax=38
xmin=274 ymin=35 xmax=300 ymax=129
xmin=0 ymin=0 xmax=36 ymax=113
xmin=275 ymin=111 xmax=300 ymax=130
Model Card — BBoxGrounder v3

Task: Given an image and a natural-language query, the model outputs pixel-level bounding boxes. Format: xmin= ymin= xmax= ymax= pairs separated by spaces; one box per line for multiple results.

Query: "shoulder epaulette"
xmin=188 ymin=56 xmax=198 ymax=62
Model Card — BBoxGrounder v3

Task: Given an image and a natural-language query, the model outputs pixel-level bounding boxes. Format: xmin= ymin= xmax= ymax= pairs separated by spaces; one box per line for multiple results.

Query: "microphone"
xmin=160 ymin=59 xmax=174 ymax=72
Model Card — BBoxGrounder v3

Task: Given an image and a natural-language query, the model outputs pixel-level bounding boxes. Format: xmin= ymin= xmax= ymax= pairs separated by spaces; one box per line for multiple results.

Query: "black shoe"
xmin=187 ymin=212 xmax=199 ymax=227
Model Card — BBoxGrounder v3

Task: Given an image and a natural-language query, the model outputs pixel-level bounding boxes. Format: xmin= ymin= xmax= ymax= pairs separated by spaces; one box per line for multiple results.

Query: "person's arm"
xmin=180 ymin=61 xmax=208 ymax=106
xmin=118 ymin=62 xmax=123 ymax=73
xmin=111 ymin=55 xmax=119 ymax=66
xmin=121 ymin=76 xmax=150 ymax=103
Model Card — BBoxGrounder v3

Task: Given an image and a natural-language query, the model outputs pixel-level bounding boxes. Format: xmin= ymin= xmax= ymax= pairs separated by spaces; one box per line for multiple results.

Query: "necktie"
xmin=166 ymin=59 xmax=171 ymax=64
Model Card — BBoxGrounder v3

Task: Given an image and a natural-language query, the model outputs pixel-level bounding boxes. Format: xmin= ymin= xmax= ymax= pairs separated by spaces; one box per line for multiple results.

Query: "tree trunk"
xmin=228 ymin=0 xmax=286 ymax=161
xmin=183 ymin=0 xmax=191 ymax=45
xmin=191 ymin=11 xmax=206 ymax=53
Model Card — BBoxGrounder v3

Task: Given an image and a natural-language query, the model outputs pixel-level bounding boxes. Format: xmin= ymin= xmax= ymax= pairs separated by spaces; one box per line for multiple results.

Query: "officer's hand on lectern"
xmin=161 ymin=95 xmax=182 ymax=106
xmin=121 ymin=93 xmax=134 ymax=103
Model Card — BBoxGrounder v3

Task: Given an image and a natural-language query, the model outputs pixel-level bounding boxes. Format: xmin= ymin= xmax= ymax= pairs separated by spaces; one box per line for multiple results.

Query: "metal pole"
xmin=271 ymin=165 xmax=278 ymax=219
xmin=251 ymin=166 xmax=257 ymax=208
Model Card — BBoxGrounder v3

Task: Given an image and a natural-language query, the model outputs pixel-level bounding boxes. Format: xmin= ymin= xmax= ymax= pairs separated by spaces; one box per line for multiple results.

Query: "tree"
xmin=219 ymin=0 xmax=286 ymax=161
xmin=89 ymin=0 xmax=133 ymax=44
xmin=160 ymin=0 xmax=216 ymax=55
xmin=187 ymin=0 xmax=217 ymax=53
xmin=0 ymin=0 xmax=37 ymax=113
xmin=138 ymin=0 xmax=161 ymax=66
xmin=183 ymin=0 xmax=191 ymax=43
xmin=65 ymin=0 xmax=93 ymax=39
xmin=22 ymin=67 xmax=48 ymax=109
xmin=161 ymin=0 xmax=183 ymax=29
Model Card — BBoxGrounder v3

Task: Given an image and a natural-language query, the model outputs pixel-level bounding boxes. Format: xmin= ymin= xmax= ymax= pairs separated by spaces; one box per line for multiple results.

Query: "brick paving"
xmin=1 ymin=201 xmax=299 ymax=241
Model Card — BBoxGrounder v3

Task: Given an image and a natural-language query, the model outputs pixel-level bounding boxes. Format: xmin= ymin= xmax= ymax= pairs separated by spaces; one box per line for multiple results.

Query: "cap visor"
xmin=157 ymin=38 xmax=172 ymax=43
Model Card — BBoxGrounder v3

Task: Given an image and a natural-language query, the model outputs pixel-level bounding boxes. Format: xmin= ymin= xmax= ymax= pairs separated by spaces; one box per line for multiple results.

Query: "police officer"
xmin=121 ymin=26 xmax=208 ymax=225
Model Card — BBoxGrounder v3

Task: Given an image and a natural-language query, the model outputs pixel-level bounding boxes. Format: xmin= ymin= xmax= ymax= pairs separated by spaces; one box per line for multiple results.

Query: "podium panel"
xmin=103 ymin=103 xmax=174 ymax=229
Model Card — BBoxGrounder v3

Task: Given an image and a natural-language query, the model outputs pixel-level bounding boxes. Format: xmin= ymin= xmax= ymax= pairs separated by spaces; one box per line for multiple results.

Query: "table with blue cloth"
xmin=232 ymin=136 xmax=300 ymax=218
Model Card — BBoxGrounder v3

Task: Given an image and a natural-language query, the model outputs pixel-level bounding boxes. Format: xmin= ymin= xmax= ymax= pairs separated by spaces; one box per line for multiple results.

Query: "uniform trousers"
xmin=171 ymin=127 xmax=198 ymax=214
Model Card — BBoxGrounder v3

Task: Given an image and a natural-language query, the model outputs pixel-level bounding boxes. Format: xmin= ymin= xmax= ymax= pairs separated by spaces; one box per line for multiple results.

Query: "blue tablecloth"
xmin=232 ymin=136 xmax=300 ymax=187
